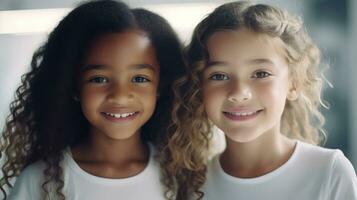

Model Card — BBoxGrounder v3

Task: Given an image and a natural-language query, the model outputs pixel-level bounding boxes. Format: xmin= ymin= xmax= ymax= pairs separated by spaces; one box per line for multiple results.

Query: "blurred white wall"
xmin=0 ymin=34 xmax=45 ymax=126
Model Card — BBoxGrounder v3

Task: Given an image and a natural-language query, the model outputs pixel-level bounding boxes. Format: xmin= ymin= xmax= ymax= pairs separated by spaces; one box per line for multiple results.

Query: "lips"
xmin=103 ymin=111 xmax=137 ymax=119
xmin=223 ymin=109 xmax=263 ymax=121
xmin=101 ymin=110 xmax=140 ymax=122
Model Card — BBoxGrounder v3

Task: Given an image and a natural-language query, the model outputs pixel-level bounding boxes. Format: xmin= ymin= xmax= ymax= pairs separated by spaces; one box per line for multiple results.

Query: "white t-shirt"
xmin=9 ymin=144 xmax=166 ymax=200
xmin=202 ymin=141 xmax=357 ymax=200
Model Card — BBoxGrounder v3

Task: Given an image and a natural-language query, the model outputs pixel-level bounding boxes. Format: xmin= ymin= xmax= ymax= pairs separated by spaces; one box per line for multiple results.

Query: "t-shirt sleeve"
xmin=8 ymin=162 xmax=45 ymax=200
xmin=327 ymin=150 xmax=357 ymax=200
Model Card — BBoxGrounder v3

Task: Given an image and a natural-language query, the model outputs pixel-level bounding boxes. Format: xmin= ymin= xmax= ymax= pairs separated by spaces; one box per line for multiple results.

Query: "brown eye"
xmin=132 ymin=76 xmax=150 ymax=83
xmin=89 ymin=76 xmax=108 ymax=83
xmin=253 ymin=71 xmax=271 ymax=78
xmin=209 ymin=73 xmax=229 ymax=80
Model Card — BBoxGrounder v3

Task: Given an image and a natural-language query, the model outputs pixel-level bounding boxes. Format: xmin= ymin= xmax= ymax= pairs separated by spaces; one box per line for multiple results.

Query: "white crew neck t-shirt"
xmin=9 ymin=143 xmax=166 ymax=200
xmin=202 ymin=141 xmax=357 ymax=200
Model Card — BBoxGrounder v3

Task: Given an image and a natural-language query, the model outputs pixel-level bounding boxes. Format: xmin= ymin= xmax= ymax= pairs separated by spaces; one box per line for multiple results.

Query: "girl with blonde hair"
xmin=177 ymin=1 xmax=357 ymax=199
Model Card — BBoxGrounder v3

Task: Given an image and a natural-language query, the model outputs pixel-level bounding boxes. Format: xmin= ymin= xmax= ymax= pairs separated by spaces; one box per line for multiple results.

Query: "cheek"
xmin=258 ymin=81 xmax=288 ymax=110
xmin=257 ymin=83 xmax=274 ymax=99
xmin=136 ymin=86 xmax=158 ymax=109
xmin=80 ymin=87 xmax=105 ymax=106
xmin=138 ymin=85 xmax=156 ymax=93
xmin=82 ymin=88 xmax=100 ymax=99
xmin=202 ymin=84 xmax=226 ymax=114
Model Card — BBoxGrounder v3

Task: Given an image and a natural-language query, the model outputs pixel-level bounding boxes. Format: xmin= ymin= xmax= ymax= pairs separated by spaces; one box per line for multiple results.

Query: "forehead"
xmin=83 ymin=31 xmax=159 ymax=71
xmin=88 ymin=30 xmax=151 ymax=51
xmin=206 ymin=28 xmax=287 ymax=64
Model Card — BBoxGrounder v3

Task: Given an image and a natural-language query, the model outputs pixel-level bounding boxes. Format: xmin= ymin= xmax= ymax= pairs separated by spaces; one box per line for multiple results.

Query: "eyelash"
xmin=88 ymin=75 xmax=151 ymax=84
xmin=89 ymin=76 xmax=108 ymax=83
xmin=132 ymin=76 xmax=151 ymax=83
xmin=208 ymin=71 xmax=272 ymax=81
xmin=252 ymin=71 xmax=272 ymax=79
xmin=209 ymin=73 xmax=229 ymax=81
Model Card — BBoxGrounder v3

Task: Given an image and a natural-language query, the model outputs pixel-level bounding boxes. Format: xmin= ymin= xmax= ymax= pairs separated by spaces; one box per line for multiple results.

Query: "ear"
xmin=287 ymin=81 xmax=298 ymax=101
xmin=287 ymin=89 xmax=297 ymax=101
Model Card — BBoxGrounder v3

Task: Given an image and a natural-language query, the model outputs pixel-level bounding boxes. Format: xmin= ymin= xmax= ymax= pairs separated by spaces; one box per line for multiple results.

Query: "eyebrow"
xmin=205 ymin=58 xmax=275 ymax=68
xmin=205 ymin=61 xmax=228 ymax=68
xmin=82 ymin=64 xmax=105 ymax=72
xmin=248 ymin=58 xmax=275 ymax=66
xmin=131 ymin=63 xmax=157 ymax=72
xmin=82 ymin=63 xmax=157 ymax=72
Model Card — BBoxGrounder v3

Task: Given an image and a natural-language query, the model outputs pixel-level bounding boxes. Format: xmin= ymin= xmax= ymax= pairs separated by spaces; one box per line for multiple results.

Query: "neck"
xmin=73 ymin=129 xmax=149 ymax=165
xmin=220 ymin=129 xmax=295 ymax=178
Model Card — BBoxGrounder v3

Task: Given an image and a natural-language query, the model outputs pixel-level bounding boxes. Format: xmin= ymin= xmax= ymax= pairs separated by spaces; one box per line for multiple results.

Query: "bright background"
xmin=1 ymin=0 xmax=356 ymax=170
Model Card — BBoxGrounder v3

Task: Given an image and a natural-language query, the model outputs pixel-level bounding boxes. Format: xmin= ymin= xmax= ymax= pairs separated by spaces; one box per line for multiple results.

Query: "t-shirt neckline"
xmin=216 ymin=140 xmax=300 ymax=184
xmin=64 ymin=143 xmax=155 ymax=185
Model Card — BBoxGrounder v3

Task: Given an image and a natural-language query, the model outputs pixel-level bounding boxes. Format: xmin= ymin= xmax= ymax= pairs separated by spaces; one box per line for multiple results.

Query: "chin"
xmin=224 ymin=130 xmax=261 ymax=144
xmin=105 ymin=131 xmax=138 ymax=140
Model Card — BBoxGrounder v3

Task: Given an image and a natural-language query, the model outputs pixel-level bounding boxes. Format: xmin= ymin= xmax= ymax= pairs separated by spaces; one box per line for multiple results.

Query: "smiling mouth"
xmin=101 ymin=111 xmax=140 ymax=122
xmin=103 ymin=112 xmax=138 ymax=119
xmin=223 ymin=109 xmax=263 ymax=121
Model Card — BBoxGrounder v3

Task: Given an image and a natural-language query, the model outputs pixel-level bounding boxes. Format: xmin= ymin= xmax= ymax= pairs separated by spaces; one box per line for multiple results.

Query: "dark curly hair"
xmin=0 ymin=0 xmax=189 ymax=199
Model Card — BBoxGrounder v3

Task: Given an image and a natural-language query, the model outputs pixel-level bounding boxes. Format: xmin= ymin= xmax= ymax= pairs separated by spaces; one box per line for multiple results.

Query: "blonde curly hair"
xmin=171 ymin=2 xmax=329 ymax=198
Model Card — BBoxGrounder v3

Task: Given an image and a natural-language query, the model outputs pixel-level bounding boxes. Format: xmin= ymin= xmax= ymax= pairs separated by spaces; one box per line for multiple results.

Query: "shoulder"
xmin=295 ymin=141 xmax=345 ymax=166
xmin=296 ymin=141 xmax=355 ymax=173
xmin=297 ymin=141 xmax=357 ymax=199
xmin=147 ymin=142 xmax=159 ymax=165
xmin=8 ymin=161 xmax=46 ymax=200
xmin=325 ymin=149 xmax=357 ymax=199
xmin=15 ymin=161 xmax=46 ymax=184
xmin=204 ymin=154 xmax=221 ymax=180
xmin=328 ymin=149 xmax=356 ymax=177
xmin=146 ymin=143 xmax=162 ymax=176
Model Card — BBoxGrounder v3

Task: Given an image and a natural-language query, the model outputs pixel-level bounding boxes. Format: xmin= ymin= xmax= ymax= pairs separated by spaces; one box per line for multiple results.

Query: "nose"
xmin=227 ymin=80 xmax=252 ymax=103
xmin=107 ymin=81 xmax=134 ymax=103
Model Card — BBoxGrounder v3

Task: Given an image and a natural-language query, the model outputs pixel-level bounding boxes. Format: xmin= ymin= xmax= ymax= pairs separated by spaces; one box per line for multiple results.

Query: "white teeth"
xmin=105 ymin=112 xmax=136 ymax=118
xmin=227 ymin=111 xmax=257 ymax=116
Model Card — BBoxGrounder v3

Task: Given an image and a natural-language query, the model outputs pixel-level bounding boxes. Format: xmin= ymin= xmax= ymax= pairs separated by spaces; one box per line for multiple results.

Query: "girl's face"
xmin=79 ymin=31 xmax=159 ymax=140
xmin=202 ymin=28 xmax=295 ymax=143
